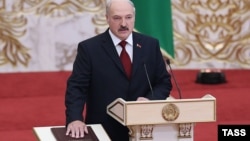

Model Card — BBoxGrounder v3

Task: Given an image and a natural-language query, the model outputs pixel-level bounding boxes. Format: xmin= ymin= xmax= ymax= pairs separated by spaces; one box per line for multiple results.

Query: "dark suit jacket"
xmin=65 ymin=29 xmax=172 ymax=141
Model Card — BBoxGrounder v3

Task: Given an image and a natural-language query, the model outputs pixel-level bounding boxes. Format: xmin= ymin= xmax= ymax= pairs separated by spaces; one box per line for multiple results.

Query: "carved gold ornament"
xmin=0 ymin=0 xmax=106 ymax=68
xmin=140 ymin=125 xmax=153 ymax=140
xmin=172 ymin=0 xmax=250 ymax=68
xmin=0 ymin=12 xmax=30 ymax=66
xmin=162 ymin=103 xmax=179 ymax=121
xmin=178 ymin=123 xmax=192 ymax=138
xmin=128 ymin=125 xmax=136 ymax=137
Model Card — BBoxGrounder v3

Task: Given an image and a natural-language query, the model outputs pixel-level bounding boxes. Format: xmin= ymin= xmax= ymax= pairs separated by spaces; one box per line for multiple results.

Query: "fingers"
xmin=84 ymin=125 xmax=89 ymax=134
xmin=66 ymin=127 xmax=71 ymax=136
xmin=66 ymin=121 xmax=88 ymax=138
xmin=137 ymin=97 xmax=149 ymax=101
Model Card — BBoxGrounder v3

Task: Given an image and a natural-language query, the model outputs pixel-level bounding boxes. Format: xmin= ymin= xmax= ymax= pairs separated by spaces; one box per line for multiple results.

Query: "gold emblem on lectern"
xmin=162 ymin=103 xmax=179 ymax=121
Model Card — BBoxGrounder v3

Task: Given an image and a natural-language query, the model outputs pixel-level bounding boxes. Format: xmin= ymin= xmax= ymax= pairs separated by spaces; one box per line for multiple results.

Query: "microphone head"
xmin=166 ymin=59 xmax=170 ymax=65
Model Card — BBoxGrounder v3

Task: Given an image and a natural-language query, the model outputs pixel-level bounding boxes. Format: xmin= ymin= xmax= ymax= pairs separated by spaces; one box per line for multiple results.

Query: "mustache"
xmin=119 ymin=26 xmax=129 ymax=31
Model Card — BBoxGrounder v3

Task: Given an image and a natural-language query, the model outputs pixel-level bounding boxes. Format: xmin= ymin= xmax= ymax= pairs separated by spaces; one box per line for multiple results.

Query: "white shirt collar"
xmin=109 ymin=29 xmax=133 ymax=46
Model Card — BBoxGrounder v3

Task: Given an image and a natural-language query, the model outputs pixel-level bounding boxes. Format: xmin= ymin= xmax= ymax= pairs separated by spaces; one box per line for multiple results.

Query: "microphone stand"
xmin=166 ymin=59 xmax=182 ymax=99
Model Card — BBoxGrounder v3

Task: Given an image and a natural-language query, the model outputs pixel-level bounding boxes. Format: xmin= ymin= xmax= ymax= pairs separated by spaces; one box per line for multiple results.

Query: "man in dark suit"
xmin=65 ymin=0 xmax=172 ymax=140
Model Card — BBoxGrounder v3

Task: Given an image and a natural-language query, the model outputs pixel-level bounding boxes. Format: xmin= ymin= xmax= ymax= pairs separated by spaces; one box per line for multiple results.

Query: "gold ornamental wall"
xmin=0 ymin=0 xmax=249 ymax=72
xmin=172 ymin=0 xmax=250 ymax=69
xmin=0 ymin=0 xmax=107 ymax=72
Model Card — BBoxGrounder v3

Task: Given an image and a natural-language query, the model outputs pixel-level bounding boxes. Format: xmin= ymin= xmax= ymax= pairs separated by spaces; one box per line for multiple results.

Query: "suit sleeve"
xmin=65 ymin=42 xmax=90 ymax=125
xmin=144 ymin=39 xmax=172 ymax=100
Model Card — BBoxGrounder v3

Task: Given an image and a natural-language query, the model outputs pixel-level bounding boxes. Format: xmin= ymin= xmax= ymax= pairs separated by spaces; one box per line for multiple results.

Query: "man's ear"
xmin=105 ymin=15 xmax=109 ymax=22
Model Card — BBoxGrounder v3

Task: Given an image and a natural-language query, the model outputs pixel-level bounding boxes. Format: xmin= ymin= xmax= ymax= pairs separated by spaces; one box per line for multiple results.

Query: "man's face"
xmin=106 ymin=1 xmax=135 ymax=40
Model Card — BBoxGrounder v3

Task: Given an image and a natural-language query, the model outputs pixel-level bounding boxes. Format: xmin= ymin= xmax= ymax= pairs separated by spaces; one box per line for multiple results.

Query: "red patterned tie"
xmin=119 ymin=40 xmax=132 ymax=79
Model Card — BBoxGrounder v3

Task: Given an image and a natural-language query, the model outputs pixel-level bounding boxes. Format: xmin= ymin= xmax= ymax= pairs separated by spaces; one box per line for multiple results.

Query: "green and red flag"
xmin=132 ymin=0 xmax=174 ymax=58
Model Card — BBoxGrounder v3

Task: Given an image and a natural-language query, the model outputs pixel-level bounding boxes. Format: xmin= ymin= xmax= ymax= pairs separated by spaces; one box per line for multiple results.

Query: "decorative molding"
xmin=172 ymin=0 xmax=250 ymax=68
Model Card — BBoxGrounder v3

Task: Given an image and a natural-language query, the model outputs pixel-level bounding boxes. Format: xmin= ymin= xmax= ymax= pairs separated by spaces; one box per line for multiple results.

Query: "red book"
xmin=51 ymin=126 xmax=99 ymax=141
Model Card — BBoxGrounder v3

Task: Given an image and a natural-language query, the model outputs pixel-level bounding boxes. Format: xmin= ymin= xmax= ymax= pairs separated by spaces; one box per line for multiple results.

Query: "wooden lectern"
xmin=107 ymin=94 xmax=216 ymax=141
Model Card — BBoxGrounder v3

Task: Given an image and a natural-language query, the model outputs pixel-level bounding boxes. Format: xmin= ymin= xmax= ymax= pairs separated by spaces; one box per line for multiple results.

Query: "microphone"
xmin=166 ymin=59 xmax=182 ymax=99
xmin=143 ymin=63 xmax=154 ymax=97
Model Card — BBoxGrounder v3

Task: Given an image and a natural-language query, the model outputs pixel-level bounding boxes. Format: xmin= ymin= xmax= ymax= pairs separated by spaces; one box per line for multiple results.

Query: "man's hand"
xmin=137 ymin=97 xmax=149 ymax=101
xmin=66 ymin=120 xmax=88 ymax=138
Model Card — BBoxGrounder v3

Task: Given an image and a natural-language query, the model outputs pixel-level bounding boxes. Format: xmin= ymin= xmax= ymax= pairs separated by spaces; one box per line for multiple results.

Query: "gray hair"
xmin=105 ymin=0 xmax=136 ymax=15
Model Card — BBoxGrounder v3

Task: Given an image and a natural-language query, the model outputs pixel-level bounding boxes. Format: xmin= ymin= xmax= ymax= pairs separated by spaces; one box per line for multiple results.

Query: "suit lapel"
xmin=101 ymin=30 xmax=125 ymax=74
xmin=101 ymin=30 xmax=144 ymax=79
xmin=131 ymin=32 xmax=144 ymax=78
